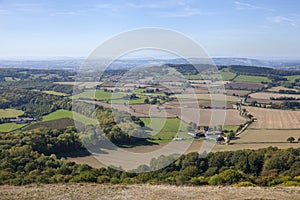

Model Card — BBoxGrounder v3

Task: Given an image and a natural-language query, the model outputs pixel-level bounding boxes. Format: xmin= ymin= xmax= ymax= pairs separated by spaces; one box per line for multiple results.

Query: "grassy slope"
xmin=42 ymin=90 xmax=68 ymax=96
xmin=0 ymin=109 xmax=24 ymax=118
xmin=141 ymin=117 xmax=191 ymax=141
xmin=234 ymin=75 xmax=271 ymax=83
xmin=1 ymin=184 xmax=300 ymax=200
xmin=0 ymin=123 xmax=26 ymax=132
xmin=42 ymin=109 xmax=98 ymax=125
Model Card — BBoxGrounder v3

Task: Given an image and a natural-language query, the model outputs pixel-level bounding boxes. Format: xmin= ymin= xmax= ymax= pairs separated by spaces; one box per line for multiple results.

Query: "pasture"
xmin=141 ymin=117 xmax=190 ymax=141
xmin=42 ymin=109 xmax=98 ymax=125
xmin=0 ymin=109 xmax=24 ymax=118
xmin=233 ymin=75 xmax=271 ymax=83
xmin=0 ymin=123 xmax=26 ymax=133
xmin=42 ymin=90 xmax=68 ymax=96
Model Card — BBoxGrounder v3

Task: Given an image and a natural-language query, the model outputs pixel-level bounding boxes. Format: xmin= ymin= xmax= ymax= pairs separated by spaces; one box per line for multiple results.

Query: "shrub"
xmin=233 ymin=181 xmax=256 ymax=187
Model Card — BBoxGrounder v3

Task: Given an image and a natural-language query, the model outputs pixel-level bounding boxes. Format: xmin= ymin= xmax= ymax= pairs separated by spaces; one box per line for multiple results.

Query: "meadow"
xmin=42 ymin=109 xmax=98 ymax=125
xmin=233 ymin=75 xmax=271 ymax=83
xmin=141 ymin=117 xmax=191 ymax=141
xmin=0 ymin=108 xmax=24 ymax=118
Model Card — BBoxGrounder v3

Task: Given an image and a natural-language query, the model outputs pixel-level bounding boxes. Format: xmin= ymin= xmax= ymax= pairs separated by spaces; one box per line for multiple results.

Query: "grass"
xmin=223 ymin=125 xmax=240 ymax=132
xmin=284 ymin=75 xmax=300 ymax=83
xmin=0 ymin=109 xmax=24 ymax=118
xmin=185 ymin=69 xmax=236 ymax=81
xmin=43 ymin=90 xmax=68 ymax=96
xmin=0 ymin=123 xmax=26 ymax=132
xmin=220 ymin=68 xmax=236 ymax=81
xmin=141 ymin=117 xmax=191 ymax=141
xmin=42 ymin=109 xmax=98 ymax=125
xmin=72 ymin=90 xmax=126 ymax=101
xmin=233 ymin=75 xmax=271 ymax=83
xmin=25 ymin=118 xmax=80 ymax=130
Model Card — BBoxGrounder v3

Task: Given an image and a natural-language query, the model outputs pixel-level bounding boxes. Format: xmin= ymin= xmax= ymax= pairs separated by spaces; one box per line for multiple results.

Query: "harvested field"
xmin=54 ymin=82 xmax=102 ymax=88
xmin=267 ymin=86 xmax=299 ymax=92
xmin=82 ymin=100 xmax=246 ymax=126
xmin=170 ymin=94 xmax=240 ymax=102
xmin=214 ymin=129 xmax=300 ymax=152
xmin=250 ymin=92 xmax=300 ymax=100
xmin=245 ymin=106 xmax=300 ymax=129
xmin=1 ymin=184 xmax=300 ymax=200
xmin=225 ymin=89 xmax=250 ymax=96
xmin=225 ymin=82 xmax=265 ymax=90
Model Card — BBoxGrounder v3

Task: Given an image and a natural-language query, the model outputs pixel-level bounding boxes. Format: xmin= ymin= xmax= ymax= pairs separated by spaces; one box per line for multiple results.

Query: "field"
xmin=140 ymin=117 xmax=190 ymax=141
xmin=0 ymin=108 xmax=24 ymax=118
xmin=267 ymin=86 xmax=299 ymax=92
xmin=170 ymin=94 xmax=240 ymax=102
xmin=233 ymin=75 xmax=271 ymax=83
xmin=284 ymin=75 xmax=300 ymax=82
xmin=42 ymin=90 xmax=68 ymax=96
xmin=0 ymin=123 xmax=26 ymax=132
xmin=42 ymin=109 xmax=98 ymax=125
xmin=72 ymin=90 xmax=148 ymax=104
xmin=25 ymin=118 xmax=78 ymax=130
xmin=55 ymin=82 xmax=103 ymax=88
xmin=245 ymin=106 xmax=300 ymax=129
xmin=225 ymin=82 xmax=265 ymax=90
xmin=236 ymin=129 xmax=300 ymax=143
xmin=1 ymin=184 xmax=300 ymax=200
xmin=249 ymin=92 xmax=300 ymax=100
xmin=213 ymin=129 xmax=300 ymax=152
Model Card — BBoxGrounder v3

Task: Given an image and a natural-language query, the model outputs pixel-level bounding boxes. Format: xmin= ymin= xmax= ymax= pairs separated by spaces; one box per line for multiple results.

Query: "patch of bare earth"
xmin=1 ymin=184 xmax=300 ymax=200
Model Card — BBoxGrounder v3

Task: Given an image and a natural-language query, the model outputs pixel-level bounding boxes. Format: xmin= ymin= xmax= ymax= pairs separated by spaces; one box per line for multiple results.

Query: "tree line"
xmin=1 ymin=127 xmax=300 ymax=186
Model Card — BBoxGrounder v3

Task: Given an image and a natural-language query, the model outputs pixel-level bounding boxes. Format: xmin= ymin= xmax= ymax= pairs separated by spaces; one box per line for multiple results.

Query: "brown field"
xmin=267 ymin=86 xmax=299 ymax=92
xmin=54 ymin=82 xmax=102 ymax=88
xmin=213 ymin=129 xmax=300 ymax=152
xmin=1 ymin=184 xmax=300 ymax=200
xmin=225 ymin=89 xmax=251 ymax=96
xmin=245 ymin=106 xmax=300 ymax=129
xmin=250 ymin=92 xmax=300 ymax=100
xmin=170 ymin=94 xmax=240 ymax=102
xmin=164 ymin=100 xmax=234 ymax=109
xmin=236 ymin=129 xmax=300 ymax=143
xmin=225 ymin=82 xmax=265 ymax=90
xmin=82 ymin=100 xmax=246 ymax=126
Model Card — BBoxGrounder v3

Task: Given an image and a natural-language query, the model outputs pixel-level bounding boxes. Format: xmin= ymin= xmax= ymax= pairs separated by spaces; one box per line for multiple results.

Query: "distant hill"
xmin=0 ymin=57 xmax=300 ymax=70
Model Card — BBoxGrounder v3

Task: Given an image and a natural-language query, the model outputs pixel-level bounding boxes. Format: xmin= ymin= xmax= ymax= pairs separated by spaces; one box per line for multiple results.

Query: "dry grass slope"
xmin=1 ymin=184 xmax=300 ymax=200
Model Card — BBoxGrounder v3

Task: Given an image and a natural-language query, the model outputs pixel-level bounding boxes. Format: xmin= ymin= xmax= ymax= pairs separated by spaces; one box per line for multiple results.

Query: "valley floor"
xmin=0 ymin=184 xmax=300 ymax=200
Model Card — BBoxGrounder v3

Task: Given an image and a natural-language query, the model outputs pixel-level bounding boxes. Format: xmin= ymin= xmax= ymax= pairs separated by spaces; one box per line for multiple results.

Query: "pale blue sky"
xmin=0 ymin=0 xmax=300 ymax=58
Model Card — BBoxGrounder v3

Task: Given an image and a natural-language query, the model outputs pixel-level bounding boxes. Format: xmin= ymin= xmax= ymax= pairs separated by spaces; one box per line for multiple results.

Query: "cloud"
xmin=234 ymin=1 xmax=275 ymax=12
xmin=270 ymin=16 xmax=298 ymax=27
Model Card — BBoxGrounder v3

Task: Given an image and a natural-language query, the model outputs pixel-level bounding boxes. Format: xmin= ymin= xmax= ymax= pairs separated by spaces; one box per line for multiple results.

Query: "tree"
xmin=287 ymin=137 xmax=295 ymax=143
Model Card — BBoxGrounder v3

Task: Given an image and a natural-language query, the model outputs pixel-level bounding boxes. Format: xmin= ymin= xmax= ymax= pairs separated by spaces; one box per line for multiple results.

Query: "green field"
xmin=185 ymin=68 xmax=236 ymax=81
xmin=0 ymin=109 xmax=24 ymax=118
xmin=233 ymin=75 xmax=271 ymax=83
xmin=220 ymin=68 xmax=236 ymax=81
xmin=72 ymin=90 xmax=126 ymax=101
xmin=42 ymin=109 xmax=98 ymax=125
xmin=141 ymin=117 xmax=191 ymax=141
xmin=0 ymin=123 xmax=26 ymax=132
xmin=43 ymin=90 xmax=68 ymax=96
xmin=284 ymin=75 xmax=300 ymax=82
xmin=223 ymin=125 xmax=240 ymax=132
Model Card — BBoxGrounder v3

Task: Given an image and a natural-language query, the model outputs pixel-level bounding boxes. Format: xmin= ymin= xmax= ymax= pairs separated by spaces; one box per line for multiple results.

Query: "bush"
xmin=97 ymin=175 xmax=110 ymax=184
xmin=233 ymin=181 xmax=256 ymax=187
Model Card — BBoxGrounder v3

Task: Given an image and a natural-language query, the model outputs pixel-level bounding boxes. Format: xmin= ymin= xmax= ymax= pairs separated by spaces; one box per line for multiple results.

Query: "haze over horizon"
xmin=1 ymin=0 xmax=300 ymax=58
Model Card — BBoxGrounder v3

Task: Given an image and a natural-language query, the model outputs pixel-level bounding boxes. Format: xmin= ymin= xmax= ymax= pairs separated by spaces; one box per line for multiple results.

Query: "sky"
xmin=0 ymin=0 xmax=300 ymax=59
